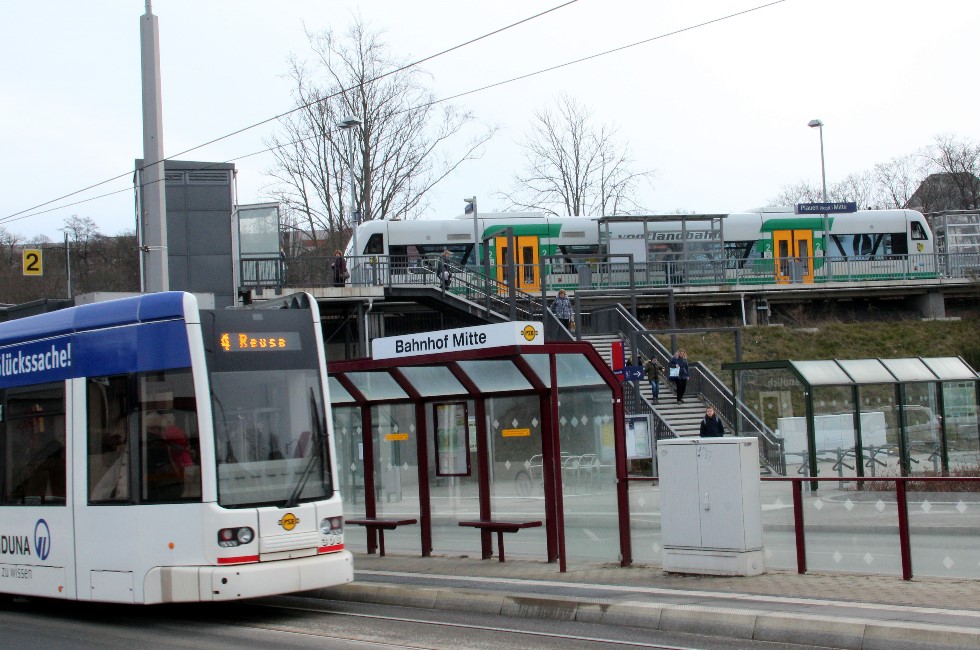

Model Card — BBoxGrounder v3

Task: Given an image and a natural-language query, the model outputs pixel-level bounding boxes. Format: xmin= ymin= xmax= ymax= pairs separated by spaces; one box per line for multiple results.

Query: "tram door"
xmin=772 ymin=230 xmax=814 ymax=284
xmin=494 ymin=236 xmax=540 ymax=292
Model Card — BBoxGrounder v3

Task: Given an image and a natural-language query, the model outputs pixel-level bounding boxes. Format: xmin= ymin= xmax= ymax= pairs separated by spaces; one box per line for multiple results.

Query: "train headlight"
xmin=320 ymin=516 xmax=343 ymax=535
xmin=217 ymin=527 xmax=255 ymax=548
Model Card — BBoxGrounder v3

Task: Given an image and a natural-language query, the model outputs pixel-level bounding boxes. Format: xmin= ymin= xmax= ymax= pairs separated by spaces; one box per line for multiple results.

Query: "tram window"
xmin=911 ymin=221 xmax=928 ymax=240
xmin=139 ymin=371 xmax=200 ymax=503
xmin=2 ymin=383 xmax=66 ymax=506
xmin=88 ymin=376 xmax=132 ymax=502
xmin=88 ymin=370 xmax=201 ymax=504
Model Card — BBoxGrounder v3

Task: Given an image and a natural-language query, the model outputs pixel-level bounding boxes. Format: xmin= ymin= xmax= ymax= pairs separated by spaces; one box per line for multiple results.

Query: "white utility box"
xmin=657 ymin=437 xmax=765 ymax=576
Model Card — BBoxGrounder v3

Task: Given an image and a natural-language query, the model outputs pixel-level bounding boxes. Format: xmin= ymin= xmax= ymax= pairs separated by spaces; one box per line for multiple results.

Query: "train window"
xmin=365 ymin=233 xmax=384 ymax=255
xmin=2 ymin=383 xmax=66 ymax=506
xmin=911 ymin=221 xmax=928 ymax=240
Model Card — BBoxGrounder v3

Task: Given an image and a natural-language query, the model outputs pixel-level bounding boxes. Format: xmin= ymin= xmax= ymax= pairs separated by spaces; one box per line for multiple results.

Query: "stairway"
xmin=582 ymin=334 xmax=707 ymax=437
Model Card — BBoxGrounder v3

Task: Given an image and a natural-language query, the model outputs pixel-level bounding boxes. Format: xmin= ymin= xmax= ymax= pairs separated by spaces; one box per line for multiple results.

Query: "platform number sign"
xmin=22 ymin=249 xmax=42 ymax=276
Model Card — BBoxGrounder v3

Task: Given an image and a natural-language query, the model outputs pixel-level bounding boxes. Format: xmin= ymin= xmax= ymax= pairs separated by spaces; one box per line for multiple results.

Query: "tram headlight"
xmin=217 ymin=527 xmax=255 ymax=548
xmin=320 ymin=516 xmax=343 ymax=535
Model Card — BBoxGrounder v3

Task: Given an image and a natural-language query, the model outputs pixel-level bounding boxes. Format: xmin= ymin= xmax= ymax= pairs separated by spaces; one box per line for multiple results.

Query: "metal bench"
xmin=458 ymin=519 xmax=542 ymax=562
xmin=344 ymin=517 xmax=417 ymax=557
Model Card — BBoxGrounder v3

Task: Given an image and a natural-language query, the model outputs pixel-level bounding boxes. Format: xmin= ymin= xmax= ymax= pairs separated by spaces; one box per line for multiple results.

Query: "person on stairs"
xmin=667 ymin=349 xmax=689 ymax=404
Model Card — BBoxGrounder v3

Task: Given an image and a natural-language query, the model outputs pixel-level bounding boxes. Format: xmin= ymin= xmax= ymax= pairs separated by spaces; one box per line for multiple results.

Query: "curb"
xmin=309 ymin=581 xmax=980 ymax=650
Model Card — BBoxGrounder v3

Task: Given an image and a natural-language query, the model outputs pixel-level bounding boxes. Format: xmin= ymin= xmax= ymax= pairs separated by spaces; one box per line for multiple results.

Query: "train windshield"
xmin=203 ymin=307 xmax=333 ymax=508
xmin=211 ymin=369 xmax=331 ymax=507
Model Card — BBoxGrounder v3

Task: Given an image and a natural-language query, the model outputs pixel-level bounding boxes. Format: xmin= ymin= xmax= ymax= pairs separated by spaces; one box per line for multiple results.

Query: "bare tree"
xmin=873 ymin=154 xmax=922 ymax=209
xmin=500 ymin=95 xmax=654 ymax=217
xmin=920 ymin=134 xmax=980 ymax=210
xmin=265 ymin=20 xmax=494 ymax=251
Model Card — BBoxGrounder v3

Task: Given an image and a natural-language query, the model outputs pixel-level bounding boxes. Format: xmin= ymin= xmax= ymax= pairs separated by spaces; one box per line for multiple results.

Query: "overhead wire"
xmin=1 ymin=0 xmax=579 ymax=225
xmin=5 ymin=0 xmax=791 ymax=228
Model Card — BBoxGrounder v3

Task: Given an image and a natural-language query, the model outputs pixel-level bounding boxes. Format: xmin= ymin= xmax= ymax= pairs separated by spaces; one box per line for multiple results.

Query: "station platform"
xmin=311 ymin=551 xmax=980 ymax=650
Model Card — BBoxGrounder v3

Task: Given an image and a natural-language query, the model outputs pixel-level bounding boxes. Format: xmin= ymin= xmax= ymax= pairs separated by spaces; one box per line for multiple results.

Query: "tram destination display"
xmin=219 ymin=331 xmax=301 ymax=352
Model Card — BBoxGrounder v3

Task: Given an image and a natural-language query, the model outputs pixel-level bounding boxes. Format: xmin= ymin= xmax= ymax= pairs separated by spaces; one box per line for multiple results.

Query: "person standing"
xmin=331 ymin=250 xmax=348 ymax=287
xmin=642 ymin=355 xmax=662 ymax=402
xmin=668 ymin=349 xmax=690 ymax=403
xmin=699 ymin=406 xmax=725 ymax=437
xmin=437 ymin=250 xmax=453 ymax=290
xmin=550 ymin=289 xmax=573 ymax=329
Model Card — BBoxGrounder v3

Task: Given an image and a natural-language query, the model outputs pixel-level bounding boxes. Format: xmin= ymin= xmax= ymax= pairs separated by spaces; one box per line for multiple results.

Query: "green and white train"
xmin=347 ymin=207 xmax=936 ymax=292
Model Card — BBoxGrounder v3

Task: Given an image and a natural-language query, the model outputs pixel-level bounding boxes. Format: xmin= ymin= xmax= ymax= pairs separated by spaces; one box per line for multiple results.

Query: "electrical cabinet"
xmin=657 ymin=437 xmax=765 ymax=576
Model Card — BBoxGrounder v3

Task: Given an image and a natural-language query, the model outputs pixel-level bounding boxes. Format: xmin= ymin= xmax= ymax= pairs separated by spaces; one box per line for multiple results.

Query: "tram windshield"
xmin=211 ymin=368 xmax=331 ymax=507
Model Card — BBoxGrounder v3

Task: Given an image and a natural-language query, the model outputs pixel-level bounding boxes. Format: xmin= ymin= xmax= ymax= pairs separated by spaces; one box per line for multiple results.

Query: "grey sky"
xmin=2 ymin=0 xmax=978 ymax=239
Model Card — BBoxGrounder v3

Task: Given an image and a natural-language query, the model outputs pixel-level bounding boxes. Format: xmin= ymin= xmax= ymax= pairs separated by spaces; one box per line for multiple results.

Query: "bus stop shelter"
xmin=722 ymin=357 xmax=980 ymax=481
xmin=327 ymin=325 xmax=629 ymax=571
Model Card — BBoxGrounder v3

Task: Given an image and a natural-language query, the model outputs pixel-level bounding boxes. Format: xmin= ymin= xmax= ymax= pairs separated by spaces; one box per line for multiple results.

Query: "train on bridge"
xmin=346 ymin=207 xmax=937 ymax=294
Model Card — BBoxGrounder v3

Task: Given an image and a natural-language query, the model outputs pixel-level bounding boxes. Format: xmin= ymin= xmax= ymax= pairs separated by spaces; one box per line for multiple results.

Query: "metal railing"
xmin=277 ymin=250 xmax=980 ymax=292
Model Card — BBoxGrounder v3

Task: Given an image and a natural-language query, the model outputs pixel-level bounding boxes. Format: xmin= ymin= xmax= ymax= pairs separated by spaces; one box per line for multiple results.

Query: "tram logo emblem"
xmin=278 ymin=513 xmax=300 ymax=531
xmin=34 ymin=519 xmax=51 ymax=561
xmin=521 ymin=325 xmax=539 ymax=342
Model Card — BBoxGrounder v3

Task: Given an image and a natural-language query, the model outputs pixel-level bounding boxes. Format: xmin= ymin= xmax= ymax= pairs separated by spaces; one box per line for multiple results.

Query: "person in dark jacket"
xmin=667 ymin=349 xmax=690 ymax=403
xmin=642 ymin=355 xmax=662 ymax=401
xmin=331 ymin=250 xmax=348 ymax=287
xmin=699 ymin=406 xmax=725 ymax=437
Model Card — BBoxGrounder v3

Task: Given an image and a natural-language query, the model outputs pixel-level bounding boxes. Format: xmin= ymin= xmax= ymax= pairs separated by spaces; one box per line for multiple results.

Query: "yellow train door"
xmin=772 ymin=230 xmax=814 ymax=284
xmin=494 ymin=236 xmax=540 ymax=292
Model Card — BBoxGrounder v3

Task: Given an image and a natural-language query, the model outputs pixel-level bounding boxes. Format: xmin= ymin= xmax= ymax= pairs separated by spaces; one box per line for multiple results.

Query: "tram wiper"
xmin=283 ymin=389 xmax=324 ymax=509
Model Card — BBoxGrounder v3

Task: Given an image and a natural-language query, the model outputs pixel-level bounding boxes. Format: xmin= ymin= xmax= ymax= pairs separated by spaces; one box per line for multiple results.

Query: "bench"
xmin=345 ymin=518 xmax=417 ymax=557
xmin=458 ymin=520 xmax=542 ymax=562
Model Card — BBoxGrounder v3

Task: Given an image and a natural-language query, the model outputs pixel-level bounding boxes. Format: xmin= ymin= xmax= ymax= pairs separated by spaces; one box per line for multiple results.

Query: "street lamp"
xmin=464 ymin=197 xmax=478 ymax=264
xmin=808 ymin=119 xmax=830 ymax=278
xmin=338 ymin=117 xmax=361 ymax=277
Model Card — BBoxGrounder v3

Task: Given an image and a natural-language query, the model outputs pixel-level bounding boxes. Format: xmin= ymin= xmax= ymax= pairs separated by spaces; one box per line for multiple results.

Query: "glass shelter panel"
xmin=555 ymin=353 xmax=605 ymax=388
xmin=859 ymin=384 xmax=902 ymax=476
xmin=809 ymin=386 xmax=859 ymax=479
xmin=333 ymin=406 xmax=365 ymax=519
xmin=398 ymin=366 xmax=466 ymax=398
xmin=346 ymin=372 xmax=408 ymax=401
xmin=942 ymin=382 xmax=979 ymax=469
xmin=557 ymin=386 xmax=619 ymax=564
xmin=521 ymin=354 xmax=552 ymax=388
xmin=427 ymin=400 xmax=482 ymax=554
xmin=456 ymin=360 xmax=532 ymax=393
xmin=901 ymin=382 xmax=943 ymax=474
xmin=837 ymin=359 xmax=895 ymax=384
xmin=486 ymin=396 xmax=547 ymax=559
xmin=371 ymin=403 xmax=421 ymax=554
xmin=738 ymin=368 xmax=805 ymax=474
xmin=791 ymin=360 xmax=852 ymax=386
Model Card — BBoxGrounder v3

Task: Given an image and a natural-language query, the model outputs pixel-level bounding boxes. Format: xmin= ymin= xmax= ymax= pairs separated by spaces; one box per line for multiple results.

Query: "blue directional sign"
xmin=796 ymin=202 xmax=857 ymax=214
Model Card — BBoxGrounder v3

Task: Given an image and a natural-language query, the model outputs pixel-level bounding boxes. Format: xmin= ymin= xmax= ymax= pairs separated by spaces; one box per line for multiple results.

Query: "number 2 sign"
xmin=22 ymin=249 xmax=42 ymax=276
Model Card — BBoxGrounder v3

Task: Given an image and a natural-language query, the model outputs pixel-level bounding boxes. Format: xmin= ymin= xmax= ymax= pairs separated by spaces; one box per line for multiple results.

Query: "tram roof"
xmin=0 ymin=292 xmax=188 ymax=347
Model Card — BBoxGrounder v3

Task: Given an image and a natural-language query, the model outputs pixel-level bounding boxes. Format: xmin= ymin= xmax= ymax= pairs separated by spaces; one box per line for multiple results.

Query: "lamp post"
xmin=464 ymin=197 xmax=478 ymax=264
xmin=808 ymin=119 xmax=831 ymax=280
xmin=338 ymin=117 xmax=361 ymax=279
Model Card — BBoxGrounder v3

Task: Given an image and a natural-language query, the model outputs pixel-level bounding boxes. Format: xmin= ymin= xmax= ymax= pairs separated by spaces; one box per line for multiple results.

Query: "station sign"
xmin=22 ymin=249 xmax=42 ymax=276
xmin=795 ymin=202 xmax=857 ymax=214
xmin=372 ymin=321 xmax=543 ymax=360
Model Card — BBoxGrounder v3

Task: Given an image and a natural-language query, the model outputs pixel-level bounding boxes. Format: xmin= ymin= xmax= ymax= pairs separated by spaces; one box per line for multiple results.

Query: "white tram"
xmin=0 ymin=292 xmax=352 ymax=603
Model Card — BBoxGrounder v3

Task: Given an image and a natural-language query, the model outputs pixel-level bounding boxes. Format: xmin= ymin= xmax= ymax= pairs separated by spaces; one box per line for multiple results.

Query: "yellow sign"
xmin=278 ymin=513 xmax=300 ymax=530
xmin=385 ymin=433 xmax=409 ymax=441
xmin=22 ymin=249 xmax=42 ymax=276
xmin=521 ymin=325 xmax=539 ymax=342
xmin=502 ymin=428 xmax=531 ymax=438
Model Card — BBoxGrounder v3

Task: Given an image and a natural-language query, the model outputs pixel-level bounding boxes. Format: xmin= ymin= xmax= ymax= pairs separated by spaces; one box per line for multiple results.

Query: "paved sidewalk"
xmin=310 ymin=552 xmax=980 ymax=650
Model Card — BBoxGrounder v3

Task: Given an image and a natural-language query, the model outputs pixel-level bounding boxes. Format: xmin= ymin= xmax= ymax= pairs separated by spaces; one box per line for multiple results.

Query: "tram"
xmin=0 ymin=291 xmax=352 ymax=603
xmin=347 ymin=207 xmax=935 ymax=292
